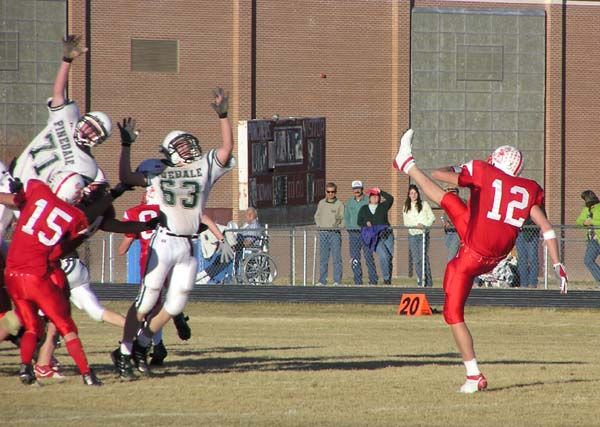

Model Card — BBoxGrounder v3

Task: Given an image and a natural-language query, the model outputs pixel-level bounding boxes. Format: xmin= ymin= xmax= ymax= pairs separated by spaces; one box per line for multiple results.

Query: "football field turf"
xmin=0 ymin=301 xmax=598 ymax=426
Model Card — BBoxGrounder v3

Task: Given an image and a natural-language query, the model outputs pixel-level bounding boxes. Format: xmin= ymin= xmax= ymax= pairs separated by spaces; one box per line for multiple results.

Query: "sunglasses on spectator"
xmin=326 ymin=190 xmax=337 ymax=194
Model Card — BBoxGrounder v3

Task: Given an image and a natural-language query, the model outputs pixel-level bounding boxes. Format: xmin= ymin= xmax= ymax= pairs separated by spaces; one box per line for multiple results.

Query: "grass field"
xmin=1 ymin=301 xmax=599 ymax=426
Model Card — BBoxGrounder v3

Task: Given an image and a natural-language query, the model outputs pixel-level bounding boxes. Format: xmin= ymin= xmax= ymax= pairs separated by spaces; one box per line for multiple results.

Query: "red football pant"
xmin=440 ymin=193 xmax=503 ymax=324
xmin=4 ymin=271 xmax=78 ymax=364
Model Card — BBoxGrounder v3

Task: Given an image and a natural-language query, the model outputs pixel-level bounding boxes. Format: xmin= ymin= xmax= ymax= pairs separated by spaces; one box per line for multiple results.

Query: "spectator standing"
xmin=344 ymin=180 xmax=378 ymax=285
xmin=357 ymin=188 xmax=395 ymax=285
xmin=314 ymin=182 xmax=344 ymax=285
xmin=516 ymin=216 xmax=540 ymax=288
xmin=403 ymin=184 xmax=435 ymax=287
xmin=441 ymin=187 xmax=460 ymax=261
xmin=576 ymin=190 xmax=600 ymax=284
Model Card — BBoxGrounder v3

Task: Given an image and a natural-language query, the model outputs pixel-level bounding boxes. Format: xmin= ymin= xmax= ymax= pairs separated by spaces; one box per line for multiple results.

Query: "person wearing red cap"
xmin=357 ymin=187 xmax=395 ymax=284
xmin=344 ymin=181 xmax=378 ymax=285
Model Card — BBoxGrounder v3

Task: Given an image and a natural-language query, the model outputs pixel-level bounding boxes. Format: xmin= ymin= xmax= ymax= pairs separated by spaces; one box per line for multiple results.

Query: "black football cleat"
xmin=173 ymin=313 xmax=191 ymax=341
xmin=82 ymin=369 xmax=103 ymax=386
xmin=150 ymin=341 xmax=168 ymax=366
xmin=131 ymin=340 xmax=152 ymax=376
xmin=19 ymin=363 xmax=37 ymax=385
xmin=111 ymin=348 xmax=136 ymax=381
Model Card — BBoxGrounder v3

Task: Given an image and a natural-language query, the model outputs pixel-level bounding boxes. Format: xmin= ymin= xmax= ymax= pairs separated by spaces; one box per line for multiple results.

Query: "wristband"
xmin=218 ymin=112 xmax=228 ymax=119
xmin=543 ymin=230 xmax=556 ymax=240
xmin=62 ymin=56 xmax=73 ymax=63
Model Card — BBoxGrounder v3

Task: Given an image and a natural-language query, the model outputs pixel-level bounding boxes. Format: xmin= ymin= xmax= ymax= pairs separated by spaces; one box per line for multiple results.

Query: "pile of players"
xmin=0 ymin=35 xmax=235 ymax=386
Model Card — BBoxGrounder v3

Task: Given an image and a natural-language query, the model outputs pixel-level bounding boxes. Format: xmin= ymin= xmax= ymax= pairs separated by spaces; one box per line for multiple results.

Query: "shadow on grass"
xmin=82 ymin=351 xmax=587 ymax=379
xmin=490 ymin=377 xmax=598 ymax=392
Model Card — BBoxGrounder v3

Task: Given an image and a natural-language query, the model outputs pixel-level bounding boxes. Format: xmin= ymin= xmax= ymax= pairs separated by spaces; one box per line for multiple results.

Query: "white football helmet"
xmin=488 ymin=145 xmax=524 ymax=177
xmin=49 ymin=171 xmax=85 ymax=204
xmin=160 ymin=130 xmax=202 ymax=166
xmin=74 ymin=111 xmax=112 ymax=147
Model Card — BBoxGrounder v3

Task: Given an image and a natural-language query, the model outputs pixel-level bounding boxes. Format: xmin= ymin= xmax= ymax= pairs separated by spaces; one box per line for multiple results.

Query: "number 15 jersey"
xmin=458 ymin=160 xmax=544 ymax=258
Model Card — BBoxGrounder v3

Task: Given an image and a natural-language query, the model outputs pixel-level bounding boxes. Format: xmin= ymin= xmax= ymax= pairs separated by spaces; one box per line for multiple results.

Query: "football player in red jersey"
xmin=0 ymin=171 xmax=104 ymax=385
xmin=394 ymin=129 xmax=568 ymax=393
xmin=117 ymin=188 xmax=168 ymax=371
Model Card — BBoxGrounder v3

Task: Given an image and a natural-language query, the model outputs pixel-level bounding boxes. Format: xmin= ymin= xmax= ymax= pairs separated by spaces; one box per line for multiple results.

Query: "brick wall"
xmin=60 ymin=0 xmax=600 ymax=229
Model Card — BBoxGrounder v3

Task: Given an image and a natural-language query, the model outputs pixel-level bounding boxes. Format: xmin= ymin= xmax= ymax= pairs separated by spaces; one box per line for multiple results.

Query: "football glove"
xmin=109 ymin=182 xmax=134 ymax=199
xmin=216 ymin=238 xmax=234 ymax=264
xmin=117 ymin=117 xmax=140 ymax=146
xmin=62 ymin=34 xmax=86 ymax=61
xmin=8 ymin=177 xmax=23 ymax=194
xmin=145 ymin=217 xmax=161 ymax=231
xmin=553 ymin=263 xmax=568 ymax=294
xmin=210 ymin=87 xmax=229 ymax=118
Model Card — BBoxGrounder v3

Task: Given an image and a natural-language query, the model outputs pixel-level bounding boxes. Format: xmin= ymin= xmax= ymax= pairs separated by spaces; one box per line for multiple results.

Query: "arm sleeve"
xmin=314 ymin=201 xmax=321 ymax=225
xmin=338 ymin=203 xmax=345 ymax=228
xmin=380 ymin=191 xmax=394 ymax=208
xmin=576 ymin=207 xmax=590 ymax=226
xmin=101 ymin=218 xmax=149 ymax=234
xmin=590 ymin=205 xmax=600 ymax=226
xmin=422 ymin=202 xmax=436 ymax=227
xmin=357 ymin=206 xmax=366 ymax=227
xmin=457 ymin=160 xmax=476 ymax=188
xmin=343 ymin=200 xmax=351 ymax=226
xmin=402 ymin=209 xmax=413 ymax=227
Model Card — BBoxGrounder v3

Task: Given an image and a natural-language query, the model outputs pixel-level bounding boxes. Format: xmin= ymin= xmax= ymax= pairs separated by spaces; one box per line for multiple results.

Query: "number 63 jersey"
xmin=458 ymin=160 xmax=544 ymax=259
xmin=139 ymin=149 xmax=235 ymax=235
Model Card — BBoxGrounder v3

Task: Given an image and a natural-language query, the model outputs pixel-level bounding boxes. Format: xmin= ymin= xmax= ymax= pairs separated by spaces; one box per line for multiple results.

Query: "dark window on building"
xmin=131 ymin=39 xmax=178 ymax=73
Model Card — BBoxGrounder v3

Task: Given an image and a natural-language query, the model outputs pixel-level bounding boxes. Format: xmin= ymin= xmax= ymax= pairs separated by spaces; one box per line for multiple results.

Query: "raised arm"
xmin=51 ymin=35 xmax=87 ymax=108
xmin=210 ymin=87 xmax=233 ymax=166
xmin=117 ymin=117 xmax=147 ymax=186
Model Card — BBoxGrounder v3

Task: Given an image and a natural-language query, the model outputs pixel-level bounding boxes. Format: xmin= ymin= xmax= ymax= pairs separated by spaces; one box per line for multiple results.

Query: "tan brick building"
xmin=2 ymin=0 xmax=600 ymax=230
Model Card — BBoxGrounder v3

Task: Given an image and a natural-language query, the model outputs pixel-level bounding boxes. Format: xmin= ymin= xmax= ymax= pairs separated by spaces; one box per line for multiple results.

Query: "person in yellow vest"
xmin=576 ymin=190 xmax=600 ymax=284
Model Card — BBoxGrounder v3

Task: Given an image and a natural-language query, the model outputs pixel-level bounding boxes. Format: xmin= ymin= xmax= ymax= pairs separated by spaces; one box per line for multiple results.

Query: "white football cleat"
xmin=393 ymin=129 xmax=416 ymax=173
xmin=459 ymin=373 xmax=488 ymax=393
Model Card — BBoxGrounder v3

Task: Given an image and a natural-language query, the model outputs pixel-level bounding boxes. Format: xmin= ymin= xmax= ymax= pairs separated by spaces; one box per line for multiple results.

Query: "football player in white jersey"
xmin=111 ymin=88 xmax=235 ymax=377
xmin=0 ymin=35 xmax=112 ymax=233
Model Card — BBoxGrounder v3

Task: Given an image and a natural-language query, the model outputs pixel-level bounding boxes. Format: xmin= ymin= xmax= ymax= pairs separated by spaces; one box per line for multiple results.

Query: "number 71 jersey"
xmin=458 ymin=160 xmax=544 ymax=258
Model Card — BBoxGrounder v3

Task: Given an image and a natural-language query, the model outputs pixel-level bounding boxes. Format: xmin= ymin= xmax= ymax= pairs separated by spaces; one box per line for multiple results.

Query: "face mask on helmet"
xmin=74 ymin=111 xmax=112 ymax=147
xmin=49 ymin=171 xmax=85 ymax=205
xmin=488 ymin=145 xmax=524 ymax=177
xmin=160 ymin=131 xmax=202 ymax=166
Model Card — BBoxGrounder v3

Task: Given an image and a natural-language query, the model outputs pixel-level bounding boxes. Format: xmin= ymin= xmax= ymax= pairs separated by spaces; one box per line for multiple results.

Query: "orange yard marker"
xmin=397 ymin=293 xmax=432 ymax=316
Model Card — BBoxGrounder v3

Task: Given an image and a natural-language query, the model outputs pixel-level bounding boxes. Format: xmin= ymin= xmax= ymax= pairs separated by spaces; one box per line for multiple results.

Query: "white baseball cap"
xmin=351 ymin=180 xmax=363 ymax=189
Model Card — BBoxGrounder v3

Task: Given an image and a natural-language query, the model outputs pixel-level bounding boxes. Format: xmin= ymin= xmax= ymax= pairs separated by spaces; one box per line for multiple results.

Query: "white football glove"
xmin=216 ymin=239 xmax=234 ymax=264
xmin=553 ymin=263 xmax=568 ymax=294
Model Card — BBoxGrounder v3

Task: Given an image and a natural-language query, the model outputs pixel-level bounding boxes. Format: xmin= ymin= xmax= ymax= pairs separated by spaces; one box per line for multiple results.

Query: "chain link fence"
xmin=68 ymin=224 xmax=599 ymax=290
